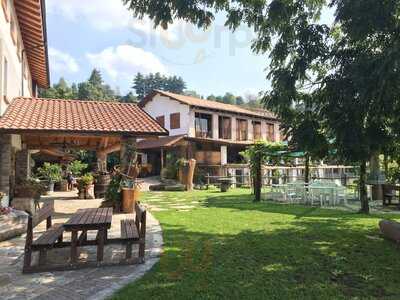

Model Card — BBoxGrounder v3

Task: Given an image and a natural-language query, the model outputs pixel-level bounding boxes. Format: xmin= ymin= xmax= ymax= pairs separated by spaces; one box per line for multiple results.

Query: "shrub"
xmin=77 ymin=173 xmax=94 ymax=189
xmin=161 ymin=165 xmax=178 ymax=180
xmin=105 ymin=174 xmax=122 ymax=205
xmin=67 ymin=160 xmax=88 ymax=177
xmin=37 ymin=163 xmax=62 ymax=183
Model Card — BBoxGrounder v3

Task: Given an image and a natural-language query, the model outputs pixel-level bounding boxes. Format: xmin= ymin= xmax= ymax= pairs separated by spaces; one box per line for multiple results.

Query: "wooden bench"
xmin=120 ymin=203 xmax=146 ymax=262
xmin=23 ymin=201 xmax=64 ymax=273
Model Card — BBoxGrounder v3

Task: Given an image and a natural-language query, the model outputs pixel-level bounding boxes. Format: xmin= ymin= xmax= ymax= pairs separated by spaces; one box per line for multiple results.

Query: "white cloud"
xmin=48 ymin=47 xmax=79 ymax=73
xmin=86 ymin=45 xmax=167 ymax=82
xmin=46 ymin=0 xmax=180 ymax=40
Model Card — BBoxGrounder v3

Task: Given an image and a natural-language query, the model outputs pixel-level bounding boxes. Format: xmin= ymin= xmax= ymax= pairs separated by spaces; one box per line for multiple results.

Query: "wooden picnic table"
xmin=63 ymin=207 xmax=113 ymax=264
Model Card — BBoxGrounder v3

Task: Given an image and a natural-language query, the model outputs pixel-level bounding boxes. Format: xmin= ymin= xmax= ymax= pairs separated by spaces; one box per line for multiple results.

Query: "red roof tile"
xmin=0 ymin=97 xmax=168 ymax=136
xmin=141 ymin=90 xmax=277 ymax=120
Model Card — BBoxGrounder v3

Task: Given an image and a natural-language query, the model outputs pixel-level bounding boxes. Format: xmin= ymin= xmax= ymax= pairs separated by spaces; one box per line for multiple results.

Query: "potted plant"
xmin=121 ymin=178 xmax=142 ymax=213
xmin=103 ymin=174 xmax=122 ymax=212
xmin=37 ymin=163 xmax=62 ymax=193
xmin=77 ymin=173 xmax=94 ymax=199
xmin=67 ymin=160 xmax=88 ymax=177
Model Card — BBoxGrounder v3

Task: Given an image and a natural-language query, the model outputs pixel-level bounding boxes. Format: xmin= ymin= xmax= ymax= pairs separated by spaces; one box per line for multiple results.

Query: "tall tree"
xmin=132 ymin=72 xmax=186 ymax=99
xmin=39 ymin=70 xmax=137 ymax=103
xmin=39 ymin=77 xmax=76 ymax=99
xmin=78 ymin=69 xmax=116 ymax=100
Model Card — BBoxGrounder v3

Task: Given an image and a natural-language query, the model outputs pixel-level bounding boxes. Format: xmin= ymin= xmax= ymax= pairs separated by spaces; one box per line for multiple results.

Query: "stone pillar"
xmin=231 ymin=116 xmax=237 ymax=141
xmin=120 ymin=136 xmax=137 ymax=175
xmin=15 ymin=149 xmax=30 ymax=182
xmin=212 ymin=113 xmax=219 ymax=139
xmin=0 ymin=135 xmax=12 ymax=206
xmin=261 ymin=121 xmax=267 ymax=141
xmin=97 ymin=152 xmax=107 ymax=173
xmin=247 ymin=119 xmax=253 ymax=141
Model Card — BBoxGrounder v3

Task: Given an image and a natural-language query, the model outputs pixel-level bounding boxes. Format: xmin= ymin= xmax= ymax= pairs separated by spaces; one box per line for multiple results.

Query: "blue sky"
xmin=45 ymin=0 xmax=333 ymax=98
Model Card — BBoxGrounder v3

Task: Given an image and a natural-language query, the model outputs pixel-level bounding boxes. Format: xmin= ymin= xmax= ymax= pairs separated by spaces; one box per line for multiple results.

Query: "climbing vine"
xmin=241 ymin=141 xmax=287 ymax=201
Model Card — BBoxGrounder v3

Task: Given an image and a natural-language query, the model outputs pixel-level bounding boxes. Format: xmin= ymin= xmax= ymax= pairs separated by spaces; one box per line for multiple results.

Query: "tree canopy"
xmin=133 ymin=72 xmax=186 ymax=100
xmin=39 ymin=69 xmax=137 ymax=102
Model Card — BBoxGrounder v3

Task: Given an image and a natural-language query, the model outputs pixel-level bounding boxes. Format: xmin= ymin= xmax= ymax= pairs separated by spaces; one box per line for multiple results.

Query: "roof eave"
xmin=0 ymin=128 xmax=168 ymax=137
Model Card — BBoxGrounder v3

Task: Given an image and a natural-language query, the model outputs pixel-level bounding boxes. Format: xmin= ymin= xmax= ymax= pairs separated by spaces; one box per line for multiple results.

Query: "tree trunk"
xmin=359 ymin=160 xmax=369 ymax=214
xmin=254 ymin=155 xmax=262 ymax=202
xmin=304 ymin=153 xmax=310 ymax=184
xmin=383 ymin=154 xmax=389 ymax=178
xmin=370 ymin=151 xmax=383 ymax=200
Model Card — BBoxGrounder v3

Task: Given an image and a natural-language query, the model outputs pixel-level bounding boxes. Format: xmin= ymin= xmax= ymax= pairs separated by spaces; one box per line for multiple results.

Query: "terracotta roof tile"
xmin=141 ymin=90 xmax=277 ymax=120
xmin=0 ymin=97 xmax=168 ymax=136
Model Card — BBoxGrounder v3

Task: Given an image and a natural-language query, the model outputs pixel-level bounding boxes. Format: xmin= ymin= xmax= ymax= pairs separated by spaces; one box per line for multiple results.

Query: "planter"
xmin=77 ymin=184 xmax=95 ymax=199
xmin=78 ymin=190 xmax=85 ymax=199
xmin=218 ymin=178 xmax=233 ymax=192
xmin=122 ymin=187 xmax=140 ymax=213
xmin=60 ymin=179 xmax=69 ymax=192
xmin=47 ymin=181 xmax=55 ymax=193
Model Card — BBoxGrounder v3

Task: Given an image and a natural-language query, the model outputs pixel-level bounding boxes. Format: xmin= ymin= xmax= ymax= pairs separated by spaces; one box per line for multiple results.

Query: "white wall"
xmin=143 ymin=94 xmax=191 ymax=136
xmin=0 ymin=0 xmax=34 ymax=116
xmin=221 ymin=145 xmax=227 ymax=165
xmin=143 ymin=94 xmax=283 ymax=143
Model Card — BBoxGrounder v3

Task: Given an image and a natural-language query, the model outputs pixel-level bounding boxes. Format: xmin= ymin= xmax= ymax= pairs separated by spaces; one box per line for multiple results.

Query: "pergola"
xmin=0 ymin=97 xmax=168 ymax=202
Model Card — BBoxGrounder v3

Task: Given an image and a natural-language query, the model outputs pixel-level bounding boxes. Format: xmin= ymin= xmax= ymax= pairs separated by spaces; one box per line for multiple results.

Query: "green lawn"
xmin=113 ymin=188 xmax=400 ymax=299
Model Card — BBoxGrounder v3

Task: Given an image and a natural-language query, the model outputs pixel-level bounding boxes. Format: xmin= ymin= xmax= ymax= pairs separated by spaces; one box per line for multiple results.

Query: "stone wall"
xmin=0 ymin=134 xmax=12 ymax=205
xmin=15 ymin=149 xmax=30 ymax=181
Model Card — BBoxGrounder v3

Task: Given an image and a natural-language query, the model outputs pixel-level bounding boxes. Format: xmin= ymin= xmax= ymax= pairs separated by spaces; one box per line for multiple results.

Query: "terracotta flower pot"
xmin=122 ymin=187 xmax=140 ymax=213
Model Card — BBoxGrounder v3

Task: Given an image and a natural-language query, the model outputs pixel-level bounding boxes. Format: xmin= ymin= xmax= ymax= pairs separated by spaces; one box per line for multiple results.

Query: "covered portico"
xmin=0 ymin=97 xmax=168 ymax=206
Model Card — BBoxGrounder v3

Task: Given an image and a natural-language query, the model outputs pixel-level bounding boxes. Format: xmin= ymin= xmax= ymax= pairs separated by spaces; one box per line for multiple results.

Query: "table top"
xmin=63 ymin=207 xmax=113 ymax=231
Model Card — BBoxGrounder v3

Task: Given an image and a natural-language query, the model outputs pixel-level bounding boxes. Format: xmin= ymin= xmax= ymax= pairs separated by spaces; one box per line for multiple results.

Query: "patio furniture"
xmin=63 ymin=207 xmax=113 ymax=264
xmin=383 ymin=184 xmax=399 ymax=206
xmin=117 ymin=203 xmax=146 ymax=262
xmin=287 ymin=182 xmax=308 ymax=203
xmin=269 ymin=184 xmax=286 ymax=201
xmin=285 ymin=184 xmax=303 ymax=204
xmin=23 ymin=204 xmax=147 ymax=273
xmin=336 ymin=186 xmax=348 ymax=205
xmin=309 ymin=185 xmax=337 ymax=206
xmin=23 ymin=201 xmax=65 ymax=273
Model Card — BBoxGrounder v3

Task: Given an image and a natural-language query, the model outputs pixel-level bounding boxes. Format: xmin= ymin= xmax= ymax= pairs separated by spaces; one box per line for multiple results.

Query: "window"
xmin=2 ymin=0 xmax=9 ymax=23
xmin=253 ymin=121 xmax=262 ymax=140
xmin=170 ymin=112 xmax=180 ymax=129
xmin=156 ymin=115 xmax=165 ymax=127
xmin=218 ymin=116 xmax=231 ymax=139
xmin=3 ymin=57 xmax=7 ymax=100
xmin=195 ymin=112 xmax=212 ymax=138
xmin=236 ymin=119 xmax=248 ymax=141
xmin=267 ymin=123 xmax=275 ymax=141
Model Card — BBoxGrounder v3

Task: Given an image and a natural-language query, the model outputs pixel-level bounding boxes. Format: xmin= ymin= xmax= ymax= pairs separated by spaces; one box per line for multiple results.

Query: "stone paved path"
xmin=0 ymin=191 xmax=163 ymax=300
